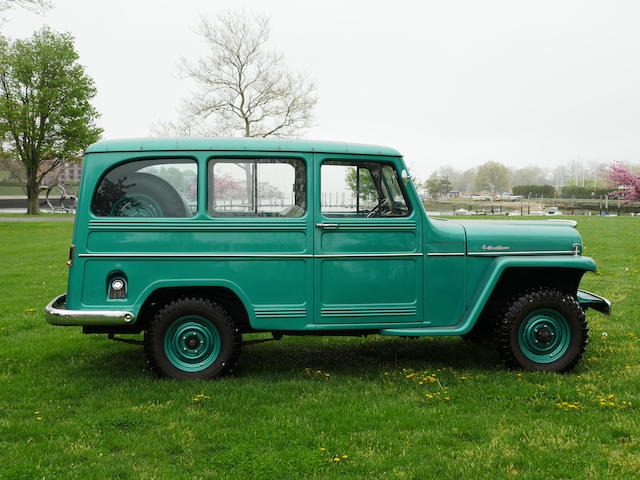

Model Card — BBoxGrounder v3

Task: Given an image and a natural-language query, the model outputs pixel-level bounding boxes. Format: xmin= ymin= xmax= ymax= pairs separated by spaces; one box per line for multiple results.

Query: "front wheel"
xmin=494 ymin=288 xmax=588 ymax=373
xmin=144 ymin=297 xmax=241 ymax=379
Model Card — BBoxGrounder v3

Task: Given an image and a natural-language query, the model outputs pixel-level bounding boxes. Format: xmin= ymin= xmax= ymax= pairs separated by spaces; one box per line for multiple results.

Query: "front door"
xmin=313 ymin=154 xmax=423 ymax=325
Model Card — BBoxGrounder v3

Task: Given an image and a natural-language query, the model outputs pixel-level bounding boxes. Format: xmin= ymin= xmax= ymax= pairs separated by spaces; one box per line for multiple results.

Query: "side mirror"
xmin=401 ymin=169 xmax=411 ymax=185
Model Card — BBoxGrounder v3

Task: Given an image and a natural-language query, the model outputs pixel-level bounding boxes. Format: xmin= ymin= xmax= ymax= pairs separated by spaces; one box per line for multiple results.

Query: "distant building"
xmin=42 ymin=160 xmax=83 ymax=186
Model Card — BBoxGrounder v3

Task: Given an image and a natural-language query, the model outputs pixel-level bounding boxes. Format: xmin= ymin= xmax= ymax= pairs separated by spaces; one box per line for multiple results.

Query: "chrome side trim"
xmin=78 ymin=251 xmax=573 ymax=259
xmin=79 ymin=253 xmax=314 ymax=259
xmin=316 ymin=253 xmax=423 ymax=258
xmin=45 ymin=293 xmax=135 ymax=326
xmin=78 ymin=253 xmax=423 ymax=259
xmin=467 ymin=250 xmax=575 ymax=256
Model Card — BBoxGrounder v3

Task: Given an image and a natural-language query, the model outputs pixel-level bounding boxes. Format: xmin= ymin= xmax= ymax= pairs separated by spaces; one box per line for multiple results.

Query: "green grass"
xmin=0 ymin=218 xmax=639 ymax=479
xmin=0 ymin=212 xmax=74 ymax=217
xmin=0 ymin=185 xmax=26 ymax=196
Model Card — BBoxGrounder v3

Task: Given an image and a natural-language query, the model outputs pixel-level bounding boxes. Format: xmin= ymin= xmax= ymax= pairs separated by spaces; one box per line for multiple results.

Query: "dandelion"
xmin=602 ymin=332 xmax=608 ymax=337
xmin=36 ymin=417 xmax=43 ymax=421
xmin=320 ymin=448 xmax=326 ymax=452
xmin=342 ymin=455 xmax=348 ymax=459
xmin=333 ymin=456 xmax=341 ymax=463
xmin=554 ymin=401 xmax=583 ymax=411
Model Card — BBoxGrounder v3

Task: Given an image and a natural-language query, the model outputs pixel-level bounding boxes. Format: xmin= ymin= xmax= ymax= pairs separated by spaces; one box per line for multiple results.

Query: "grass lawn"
xmin=0 ymin=217 xmax=638 ymax=479
xmin=0 ymin=185 xmax=25 ymax=196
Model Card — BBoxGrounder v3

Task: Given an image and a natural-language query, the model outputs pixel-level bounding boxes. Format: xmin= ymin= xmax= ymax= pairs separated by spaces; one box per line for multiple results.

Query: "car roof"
xmin=85 ymin=137 xmax=402 ymax=157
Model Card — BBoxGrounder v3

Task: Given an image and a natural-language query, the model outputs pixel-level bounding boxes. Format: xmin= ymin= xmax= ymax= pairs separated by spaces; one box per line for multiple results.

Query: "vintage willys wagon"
xmin=45 ymin=138 xmax=610 ymax=379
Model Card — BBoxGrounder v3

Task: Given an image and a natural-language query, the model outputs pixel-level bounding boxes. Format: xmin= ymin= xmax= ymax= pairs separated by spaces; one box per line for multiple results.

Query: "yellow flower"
xmin=320 ymin=448 xmax=326 ymax=452
xmin=36 ymin=417 xmax=43 ymax=421
xmin=342 ymin=455 xmax=348 ymax=459
xmin=333 ymin=456 xmax=341 ymax=463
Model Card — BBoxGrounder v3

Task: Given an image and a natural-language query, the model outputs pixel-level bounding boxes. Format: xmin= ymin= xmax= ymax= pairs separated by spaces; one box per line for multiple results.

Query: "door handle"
xmin=316 ymin=223 xmax=339 ymax=229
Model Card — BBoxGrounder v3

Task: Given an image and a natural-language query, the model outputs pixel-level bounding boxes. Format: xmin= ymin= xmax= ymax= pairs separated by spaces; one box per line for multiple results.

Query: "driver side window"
xmin=320 ymin=161 xmax=410 ymax=218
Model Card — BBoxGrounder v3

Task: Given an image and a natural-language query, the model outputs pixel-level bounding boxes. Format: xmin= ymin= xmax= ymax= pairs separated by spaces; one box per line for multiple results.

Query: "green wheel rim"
xmin=163 ymin=315 xmax=222 ymax=372
xmin=518 ymin=308 xmax=571 ymax=363
xmin=110 ymin=194 xmax=163 ymax=217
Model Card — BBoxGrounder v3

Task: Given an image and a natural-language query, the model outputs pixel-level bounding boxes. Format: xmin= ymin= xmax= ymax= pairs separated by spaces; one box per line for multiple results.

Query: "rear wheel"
xmin=144 ymin=297 xmax=241 ymax=379
xmin=494 ymin=288 xmax=588 ymax=373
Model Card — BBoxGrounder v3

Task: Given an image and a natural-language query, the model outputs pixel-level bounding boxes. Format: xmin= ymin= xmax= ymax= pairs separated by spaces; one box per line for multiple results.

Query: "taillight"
xmin=67 ymin=244 xmax=75 ymax=266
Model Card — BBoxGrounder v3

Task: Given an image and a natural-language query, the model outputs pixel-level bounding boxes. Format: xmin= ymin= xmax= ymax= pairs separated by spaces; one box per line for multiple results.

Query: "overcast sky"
xmin=3 ymin=0 xmax=639 ymax=178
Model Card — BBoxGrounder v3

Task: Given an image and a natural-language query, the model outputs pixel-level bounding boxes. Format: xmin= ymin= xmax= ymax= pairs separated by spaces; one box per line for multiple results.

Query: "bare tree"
xmin=0 ymin=0 xmax=51 ymax=15
xmin=157 ymin=11 xmax=316 ymax=138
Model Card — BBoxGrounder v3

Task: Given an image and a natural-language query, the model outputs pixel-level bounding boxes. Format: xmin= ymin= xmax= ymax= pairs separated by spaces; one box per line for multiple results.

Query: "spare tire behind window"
xmin=93 ymin=172 xmax=189 ymax=217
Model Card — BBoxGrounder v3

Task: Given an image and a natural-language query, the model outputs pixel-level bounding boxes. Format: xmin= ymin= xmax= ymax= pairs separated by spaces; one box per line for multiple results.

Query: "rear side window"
xmin=208 ymin=158 xmax=306 ymax=217
xmin=92 ymin=159 xmax=197 ymax=217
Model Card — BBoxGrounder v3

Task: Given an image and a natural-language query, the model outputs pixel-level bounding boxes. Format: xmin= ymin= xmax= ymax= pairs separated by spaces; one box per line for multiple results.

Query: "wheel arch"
xmin=132 ymin=280 xmax=254 ymax=333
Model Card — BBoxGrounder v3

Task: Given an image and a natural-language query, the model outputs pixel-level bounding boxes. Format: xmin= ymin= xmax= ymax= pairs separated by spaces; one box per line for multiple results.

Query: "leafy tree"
xmin=606 ymin=162 xmax=640 ymax=202
xmin=345 ymin=166 xmax=377 ymax=201
xmin=475 ymin=161 xmax=509 ymax=193
xmin=424 ymin=176 xmax=452 ymax=199
xmin=434 ymin=166 xmax=460 ymax=188
xmin=510 ymin=166 xmax=547 ymax=186
xmin=158 ymin=10 xmax=316 ymax=138
xmin=0 ymin=27 xmax=102 ymax=214
xmin=456 ymin=167 xmax=477 ymax=193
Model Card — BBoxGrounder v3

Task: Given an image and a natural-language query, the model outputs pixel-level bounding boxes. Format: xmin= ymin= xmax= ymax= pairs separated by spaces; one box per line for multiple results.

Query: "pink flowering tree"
xmin=605 ymin=163 xmax=640 ymax=202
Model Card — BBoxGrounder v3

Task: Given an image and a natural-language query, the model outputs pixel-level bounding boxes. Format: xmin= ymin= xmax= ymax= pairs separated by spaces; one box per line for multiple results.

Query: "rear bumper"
xmin=577 ymin=289 xmax=611 ymax=315
xmin=44 ymin=293 xmax=135 ymax=326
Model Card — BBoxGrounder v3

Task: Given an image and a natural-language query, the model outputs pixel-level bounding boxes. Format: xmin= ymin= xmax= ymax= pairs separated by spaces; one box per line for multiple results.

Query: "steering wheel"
xmin=366 ymin=198 xmax=392 ymax=218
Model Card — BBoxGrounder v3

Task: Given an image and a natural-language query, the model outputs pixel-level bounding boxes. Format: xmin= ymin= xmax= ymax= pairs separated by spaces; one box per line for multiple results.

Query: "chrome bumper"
xmin=44 ymin=293 xmax=135 ymax=326
xmin=577 ymin=289 xmax=611 ymax=315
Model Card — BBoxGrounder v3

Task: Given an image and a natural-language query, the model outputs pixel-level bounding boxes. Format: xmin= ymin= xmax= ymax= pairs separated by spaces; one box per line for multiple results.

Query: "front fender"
xmin=381 ymin=255 xmax=596 ymax=337
xmin=463 ymin=256 xmax=596 ymax=332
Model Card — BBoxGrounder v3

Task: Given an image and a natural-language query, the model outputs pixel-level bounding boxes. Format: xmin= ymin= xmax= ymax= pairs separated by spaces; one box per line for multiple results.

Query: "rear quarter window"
xmin=92 ymin=159 xmax=197 ymax=217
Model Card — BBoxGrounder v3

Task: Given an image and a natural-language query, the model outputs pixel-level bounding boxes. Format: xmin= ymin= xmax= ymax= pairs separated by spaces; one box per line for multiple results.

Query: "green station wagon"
xmin=45 ymin=138 xmax=610 ymax=379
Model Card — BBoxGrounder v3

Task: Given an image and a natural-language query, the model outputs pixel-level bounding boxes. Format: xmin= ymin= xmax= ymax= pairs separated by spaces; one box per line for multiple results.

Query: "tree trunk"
xmin=25 ymin=167 xmax=40 ymax=215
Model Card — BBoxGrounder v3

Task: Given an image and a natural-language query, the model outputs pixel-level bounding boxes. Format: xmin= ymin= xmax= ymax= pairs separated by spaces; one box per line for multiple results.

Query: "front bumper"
xmin=577 ymin=289 xmax=611 ymax=315
xmin=44 ymin=293 xmax=135 ymax=326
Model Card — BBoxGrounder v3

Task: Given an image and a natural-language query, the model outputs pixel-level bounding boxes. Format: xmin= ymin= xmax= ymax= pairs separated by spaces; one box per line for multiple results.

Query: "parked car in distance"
xmin=45 ymin=138 xmax=610 ymax=379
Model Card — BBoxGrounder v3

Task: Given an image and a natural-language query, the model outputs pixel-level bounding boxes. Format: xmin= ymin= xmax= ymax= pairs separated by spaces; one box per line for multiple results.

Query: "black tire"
xmin=144 ymin=297 xmax=241 ymax=380
xmin=107 ymin=172 xmax=188 ymax=217
xmin=494 ymin=288 xmax=588 ymax=373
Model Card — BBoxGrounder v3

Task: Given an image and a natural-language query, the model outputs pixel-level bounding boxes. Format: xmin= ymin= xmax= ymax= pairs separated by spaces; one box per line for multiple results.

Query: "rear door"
xmin=313 ymin=154 xmax=423 ymax=325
